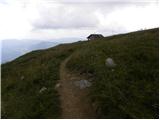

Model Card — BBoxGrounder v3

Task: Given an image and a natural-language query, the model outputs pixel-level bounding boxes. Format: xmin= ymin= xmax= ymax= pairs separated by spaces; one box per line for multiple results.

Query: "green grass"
xmin=1 ymin=28 xmax=159 ymax=118
xmin=66 ymin=28 xmax=159 ymax=118
xmin=1 ymin=43 xmax=83 ymax=118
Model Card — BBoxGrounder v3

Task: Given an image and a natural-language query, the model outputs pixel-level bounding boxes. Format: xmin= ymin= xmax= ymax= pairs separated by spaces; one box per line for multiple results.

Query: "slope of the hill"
xmin=1 ymin=42 xmax=84 ymax=118
xmin=66 ymin=28 xmax=159 ymax=118
xmin=1 ymin=28 xmax=159 ymax=118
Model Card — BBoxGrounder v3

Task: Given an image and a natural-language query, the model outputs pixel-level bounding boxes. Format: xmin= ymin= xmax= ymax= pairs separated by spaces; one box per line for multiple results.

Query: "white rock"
xmin=105 ymin=58 xmax=116 ymax=68
xmin=74 ymin=80 xmax=92 ymax=89
xmin=55 ymin=83 xmax=61 ymax=89
xmin=39 ymin=87 xmax=47 ymax=93
xmin=21 ymin=76 xmax=24 ymax=80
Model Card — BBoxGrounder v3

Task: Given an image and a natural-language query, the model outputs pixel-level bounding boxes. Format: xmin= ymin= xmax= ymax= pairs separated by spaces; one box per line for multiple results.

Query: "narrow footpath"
xmin=58 ymin=55 xmax=96 ymax=119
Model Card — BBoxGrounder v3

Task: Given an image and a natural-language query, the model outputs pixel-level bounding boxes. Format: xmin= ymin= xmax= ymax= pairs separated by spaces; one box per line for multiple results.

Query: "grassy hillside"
xmin=1 ymin=28 xmax=159 ymax=118
xmin=1 ymin=43 xmax=84 ymax=118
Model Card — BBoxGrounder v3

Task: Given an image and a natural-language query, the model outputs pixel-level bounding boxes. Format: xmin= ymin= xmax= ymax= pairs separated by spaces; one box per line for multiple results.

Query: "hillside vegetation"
xmin=1 ymin=28 xmax=159 ymax=118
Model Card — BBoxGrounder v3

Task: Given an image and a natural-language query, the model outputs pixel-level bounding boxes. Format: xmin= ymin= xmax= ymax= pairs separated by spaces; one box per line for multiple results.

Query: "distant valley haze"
xmin=1 ymin=38 xmax=81 ymax=63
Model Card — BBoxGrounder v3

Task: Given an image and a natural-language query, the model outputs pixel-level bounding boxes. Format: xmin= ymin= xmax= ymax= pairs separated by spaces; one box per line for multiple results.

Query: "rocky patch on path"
xmin=73 ymin=80 xmax=92 ymax=89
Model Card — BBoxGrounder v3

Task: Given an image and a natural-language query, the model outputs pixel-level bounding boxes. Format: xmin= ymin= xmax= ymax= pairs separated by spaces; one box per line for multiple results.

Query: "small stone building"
xmin=87 ymin=34 xmax=104 ymax=40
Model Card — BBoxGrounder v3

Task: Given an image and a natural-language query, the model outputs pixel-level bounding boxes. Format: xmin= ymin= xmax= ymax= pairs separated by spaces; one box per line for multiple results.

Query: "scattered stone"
xmin=55 ymin=83 xmax=61 ymax=90
xmin=74 ymin=79 xmax=92 ymax=89
xmin=39 ymin=87 xmax=47 ymax=93
xmin=105 ymin=58 xmax=116 ymax=68
xmin=21 ymin=76 xmax=24 ymax=80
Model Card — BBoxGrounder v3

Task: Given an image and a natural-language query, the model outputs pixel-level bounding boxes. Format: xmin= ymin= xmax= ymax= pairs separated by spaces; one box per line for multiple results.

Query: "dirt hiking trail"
xmin=58 ymin=56 xmax=96 ymax=119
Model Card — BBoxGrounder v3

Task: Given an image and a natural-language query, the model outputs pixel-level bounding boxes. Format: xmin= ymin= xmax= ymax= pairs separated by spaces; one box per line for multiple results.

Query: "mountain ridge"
xmin=1 ymin=28 xmax=159 ymax=119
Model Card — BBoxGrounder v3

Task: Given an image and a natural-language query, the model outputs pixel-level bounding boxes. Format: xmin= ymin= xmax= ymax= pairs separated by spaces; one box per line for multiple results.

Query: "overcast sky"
xmin=0 ymin=0 xmax=159 ymax=42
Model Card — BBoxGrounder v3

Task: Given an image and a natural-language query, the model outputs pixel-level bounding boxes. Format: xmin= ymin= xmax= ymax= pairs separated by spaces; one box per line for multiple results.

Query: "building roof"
xmin=87 ymin=34 xmax=104 ymax=39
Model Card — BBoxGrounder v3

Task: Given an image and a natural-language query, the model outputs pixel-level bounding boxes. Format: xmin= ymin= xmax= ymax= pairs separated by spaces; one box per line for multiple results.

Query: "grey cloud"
xmin=19 ymin=0 xmax=158 ymax=30
xmin=45 ymin=0 xmax=158 ymax=6
xmin=33 ymin=18 xmax=98 ymax=29
xmin=47 ymin=0 xmax=158 ymax=3
xmin=2 ymin=0 xmax=157 ymax=40
xmin=31 ymin=0 xmax=158 ymax=30
xmin=32 ymin=3 xmax=99 ymax=29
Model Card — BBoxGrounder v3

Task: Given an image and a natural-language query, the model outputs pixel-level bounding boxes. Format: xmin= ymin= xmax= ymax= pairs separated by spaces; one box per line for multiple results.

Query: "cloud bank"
xmin=0 ymin=0 xmax=159 ymax=41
